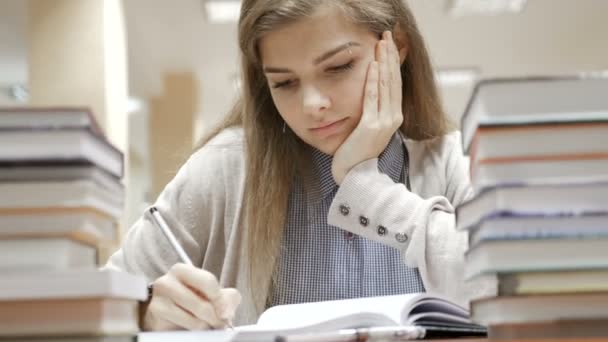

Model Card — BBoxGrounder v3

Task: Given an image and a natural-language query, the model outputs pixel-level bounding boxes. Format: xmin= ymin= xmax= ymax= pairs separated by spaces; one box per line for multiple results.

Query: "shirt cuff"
xmin=327 ymin=158 xmax=428 ymax=250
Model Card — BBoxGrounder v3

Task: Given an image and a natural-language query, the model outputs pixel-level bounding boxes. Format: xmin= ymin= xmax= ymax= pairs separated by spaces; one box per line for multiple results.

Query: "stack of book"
xmin=0 ymin=107 xmax=146 ymax=341
xmin=457 ymin=76 xmax=608 ymax=339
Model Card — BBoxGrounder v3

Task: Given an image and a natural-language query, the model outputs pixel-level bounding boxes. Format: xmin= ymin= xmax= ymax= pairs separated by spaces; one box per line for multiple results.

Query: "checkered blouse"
xmin=269 ymin=133 xmax=425 ymax=307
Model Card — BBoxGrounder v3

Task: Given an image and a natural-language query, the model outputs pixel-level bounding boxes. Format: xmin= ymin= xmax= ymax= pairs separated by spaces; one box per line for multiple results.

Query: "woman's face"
xmin=259 ymin=7 xmax=380 ymax=155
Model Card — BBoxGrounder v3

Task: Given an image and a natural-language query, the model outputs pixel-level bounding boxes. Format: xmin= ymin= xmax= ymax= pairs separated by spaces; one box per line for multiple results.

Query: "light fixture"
xmin=447 ymin=0 xmax=528 ymax=16
xmin=4 ymin=84 xmax=29 ymax=103
xmin=127 ymin=97 xmax=145 ymax=114
xmin=203 ymin=0 xmax=241 ymax=23
xmin=435 ymin=68 xmax=480 ymax=86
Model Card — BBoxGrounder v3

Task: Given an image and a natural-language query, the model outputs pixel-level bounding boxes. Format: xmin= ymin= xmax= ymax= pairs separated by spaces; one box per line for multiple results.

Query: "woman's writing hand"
xmin=332 ymin=31 xmax=403 ymax=184
xmin=142 ymin=263 xmax=241 ymax=331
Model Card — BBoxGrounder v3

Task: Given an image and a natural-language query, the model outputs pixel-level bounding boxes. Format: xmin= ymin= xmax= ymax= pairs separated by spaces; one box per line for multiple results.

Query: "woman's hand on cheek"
xmin=331 ymin=31 xmax=403 ymax=185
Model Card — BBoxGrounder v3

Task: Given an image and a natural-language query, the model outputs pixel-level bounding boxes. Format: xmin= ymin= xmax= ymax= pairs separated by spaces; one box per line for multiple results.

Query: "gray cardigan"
xmin=105 ymin=127 xmax=495 ymax=325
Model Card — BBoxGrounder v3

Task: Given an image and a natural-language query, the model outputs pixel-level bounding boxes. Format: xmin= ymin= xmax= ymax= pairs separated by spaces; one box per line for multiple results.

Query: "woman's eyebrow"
xmin=263 ymin=41 xmax=361 ymax=74
xmin=313 ymin=41 xmax=360 ymax=65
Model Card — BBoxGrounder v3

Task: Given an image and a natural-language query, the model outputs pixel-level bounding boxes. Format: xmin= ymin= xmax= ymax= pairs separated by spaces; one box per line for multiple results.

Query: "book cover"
xmin=460 ymin=75 xmax=608 ymax=153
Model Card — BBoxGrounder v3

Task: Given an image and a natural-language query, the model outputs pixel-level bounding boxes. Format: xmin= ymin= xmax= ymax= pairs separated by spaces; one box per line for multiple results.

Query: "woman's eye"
xmin=327 ymin=61 xmax=354 ymax=73
xmin=272 ymin=79 xmax=295 ymax=89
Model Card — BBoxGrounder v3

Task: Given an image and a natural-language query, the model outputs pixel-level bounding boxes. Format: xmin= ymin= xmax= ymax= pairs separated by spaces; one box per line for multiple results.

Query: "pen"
xmin=149 ymin=207 xmax=193 ymax=265
xmin=148 ymin=206 xmax=234 ymax=330
xmin=275 ymin=326 xmax=426 ymax=342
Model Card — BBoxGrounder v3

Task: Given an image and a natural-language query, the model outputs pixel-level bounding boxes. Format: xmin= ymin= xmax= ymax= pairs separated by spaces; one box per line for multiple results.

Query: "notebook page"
xmin=254 ymin=293 xmax=422 ymax=330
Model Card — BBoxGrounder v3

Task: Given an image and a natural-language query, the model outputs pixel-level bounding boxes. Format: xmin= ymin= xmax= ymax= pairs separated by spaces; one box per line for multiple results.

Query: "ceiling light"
xmin=447 ymin=0 xmax=528 ymax=16
xmin=203 ymin=0 xmax=241 ymax=23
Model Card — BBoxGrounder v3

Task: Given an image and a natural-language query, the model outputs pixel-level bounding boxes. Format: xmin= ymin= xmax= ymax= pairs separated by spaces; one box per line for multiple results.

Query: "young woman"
xmin=106 ymin=0 xmax=493 ymax=331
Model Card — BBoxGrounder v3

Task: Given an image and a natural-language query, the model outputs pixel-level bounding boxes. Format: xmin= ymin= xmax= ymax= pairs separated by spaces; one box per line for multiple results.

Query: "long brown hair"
xmin=198 ymin=0 xmax=450 ymax=312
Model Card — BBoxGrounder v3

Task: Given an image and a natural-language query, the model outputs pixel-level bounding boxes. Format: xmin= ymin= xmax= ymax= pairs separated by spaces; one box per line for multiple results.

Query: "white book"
xmin=0 ymin=163 xmax=124 ymax=195
xmin=139 ymin=294 xmax=485 ymax=342
xmin=0 ymin=179 xmax=124 ymax=219
xmin=465 ymin=238 xmax=608 ymax=278
xmin=0 ymin=269 xmax=147 ymax=301
xmin=0 ymin=208 xmax=118 ymax=243
xmin=470 ymin=156 xmax=608 ymax=194
xmin=455 ymin=182 xmax=608 ymax=231
xmin=0 ymin=238 xmax=97 ymax=271
xmin=468 ymin=213 xmax=608 ymax=247
xmin=461 ymin=76 xmax=608 ymax=153
xmin=0 ymin=129 xmax=123 ymax=178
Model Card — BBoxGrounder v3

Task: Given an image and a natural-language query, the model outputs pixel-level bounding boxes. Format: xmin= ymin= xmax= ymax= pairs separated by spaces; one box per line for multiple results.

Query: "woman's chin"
xmin=308 ymin=134 xmax=347 ymax=156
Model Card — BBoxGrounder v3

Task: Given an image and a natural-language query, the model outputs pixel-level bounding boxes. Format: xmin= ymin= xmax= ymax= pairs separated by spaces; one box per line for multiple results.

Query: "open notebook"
xmin=237 ymin=293 xmax=485 ymax=339
xmin=139 ymin=293 xmax=486 ymax=342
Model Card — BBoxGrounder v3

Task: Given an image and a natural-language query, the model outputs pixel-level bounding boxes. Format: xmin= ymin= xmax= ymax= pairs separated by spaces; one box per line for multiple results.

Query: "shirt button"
xmin=339 ymin=204 xmax=350 ymax=216
xmin=345 ymin=232 xmax=355 ymax=241
xmin=395 ymin=233 xmax=408 ymax=243
xmin=377 ymin=225 xmax=387 ymax=236
xmin=359 ymin=216 xmax=369 ymax=227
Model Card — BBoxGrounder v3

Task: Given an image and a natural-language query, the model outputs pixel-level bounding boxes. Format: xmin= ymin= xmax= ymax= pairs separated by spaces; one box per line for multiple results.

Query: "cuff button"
xmin=359 ymin=216 xmax=369 ymax=227
xmin=395 ymin=233 xmax=409 ymax=243
xmin=339 ymin=204 xmax=350 ymax=216
xmin=377 ymin=225 xmax=387 ymax=236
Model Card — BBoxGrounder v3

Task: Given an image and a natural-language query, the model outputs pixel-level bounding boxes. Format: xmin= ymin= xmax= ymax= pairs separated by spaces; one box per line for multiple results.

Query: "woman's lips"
xmin=310 ymin=118 xmax=348 ymax=138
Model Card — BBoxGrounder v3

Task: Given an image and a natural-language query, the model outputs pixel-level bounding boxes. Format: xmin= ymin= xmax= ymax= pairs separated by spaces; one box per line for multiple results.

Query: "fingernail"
xmin=218 ymin=305 xmax=233 ymax=321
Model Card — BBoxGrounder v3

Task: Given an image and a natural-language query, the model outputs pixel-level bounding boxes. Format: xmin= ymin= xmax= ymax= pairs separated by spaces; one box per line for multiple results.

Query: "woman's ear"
xmin=392 ymin=23 xmax=408 ymax=65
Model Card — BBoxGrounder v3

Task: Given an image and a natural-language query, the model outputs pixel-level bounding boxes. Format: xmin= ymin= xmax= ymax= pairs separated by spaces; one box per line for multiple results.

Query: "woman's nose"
xmin=302 ymin=85 xmax=331 ymax=119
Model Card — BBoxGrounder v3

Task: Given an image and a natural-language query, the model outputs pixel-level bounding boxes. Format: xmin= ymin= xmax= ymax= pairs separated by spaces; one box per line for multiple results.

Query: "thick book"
xmin=0 ymin=128 xmax=124 ymax=178
xmin=0 ymin=298 xmax=139 ymax=337
xmin=0 ymin=107 xmax=104 ymax=137
xmin=470 ymin=154 xmax=608 ymax=194
xmin=0 ymin=237 xmax=97 ymax=271
xmin=6 ymin=337 xmax=134 ymax=342
xmin=0 ymin=163 xmax=124 ymax=194
xmin=494 ymin=269 xmax=608 ymax=296
xmin=0 ymin=207 xmax=119 ymax=244
xmin=234 ymin=294 xmax=486 ymax=341
xmin=0 ymin=179 xmax=124 ymax=219
xmin=0 ymin=270 xmax=146 ymax=337
xmin=10 ymin=337 xmax=134 ymax=342
xmin=455 ymin=182 xmax=608 ymax=232
xmin=464 ymin=237 xmax=608 ymax=278
xmin=488 ymin=319 xmax=608 ymax=339
xmin=461 ymin=75 xmax=608 ymax=153
xmin=471 ymin=293 xmax=608 ymax=325
xmin=468 ymin=213 xmax=608 ymax=247
xmin=468 ymin=122 xmax=608 ymax=172
xmin=0 ymin=269 xmax=147 ymax=301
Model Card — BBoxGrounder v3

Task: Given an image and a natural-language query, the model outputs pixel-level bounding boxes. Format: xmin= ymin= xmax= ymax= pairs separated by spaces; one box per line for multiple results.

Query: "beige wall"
xmin=149 ymin=72 xmax=198 ymax=197
xmin=28 ymin=0 xmax=106 ymax=126
xmin=27 ymin=0 xmax=128 ymax=151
